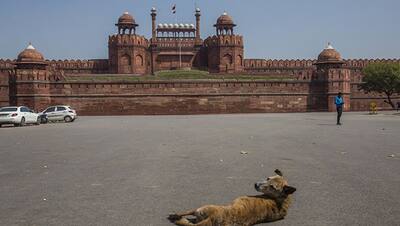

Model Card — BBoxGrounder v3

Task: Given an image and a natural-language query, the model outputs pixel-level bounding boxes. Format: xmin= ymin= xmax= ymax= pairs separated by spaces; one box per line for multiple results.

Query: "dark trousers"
xmin=337 ymin=106 xmax=343 ymax=124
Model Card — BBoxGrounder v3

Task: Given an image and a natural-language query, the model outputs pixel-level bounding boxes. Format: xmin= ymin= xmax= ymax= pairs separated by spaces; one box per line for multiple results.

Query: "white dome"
xmin=168 ymin=24 xmax=174 ymax=28
xmin=26 ymin=43 xmax=35 ymax=50
xmin=190 ymin=24 xmax=195 ymax=29
xmin=179 ymin=23 xmax=185 ymax=28
xmin=163 ymin=23 xmax=169 ymax=27
xmin=184 ymin=24 xmax=190 ymax=28
xmin=158 ymin=24 xmax=163 ymax=28
xmin=174 ymin=23 xmax=179 ymax=28
xmin=325 ymin=42 xmax=334 ymax=50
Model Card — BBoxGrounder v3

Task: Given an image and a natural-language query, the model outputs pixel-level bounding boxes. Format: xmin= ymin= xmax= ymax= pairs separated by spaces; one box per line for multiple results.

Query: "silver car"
xmin=40 ymin=106 xmax=77 ymax=123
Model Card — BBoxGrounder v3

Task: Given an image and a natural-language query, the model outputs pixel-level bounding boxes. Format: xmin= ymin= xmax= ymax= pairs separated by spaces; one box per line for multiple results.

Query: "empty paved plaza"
xmin=0 ymin=112 xmax=399 ymax=226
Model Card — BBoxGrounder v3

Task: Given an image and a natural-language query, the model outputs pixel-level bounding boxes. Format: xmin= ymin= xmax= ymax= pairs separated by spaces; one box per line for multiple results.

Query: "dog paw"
xmin=168 ymin=213 xmax=182 ymax=222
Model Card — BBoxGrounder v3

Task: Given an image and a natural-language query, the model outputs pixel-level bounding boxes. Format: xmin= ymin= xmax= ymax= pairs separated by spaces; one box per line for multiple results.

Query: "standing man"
xmin=335 ymin=92 xmax=344 ymax=125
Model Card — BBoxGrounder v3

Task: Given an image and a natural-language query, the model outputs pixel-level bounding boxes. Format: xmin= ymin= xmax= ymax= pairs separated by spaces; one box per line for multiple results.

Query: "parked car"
xmin=0 ymin=106 xmax=40 ymax=127
xmin=39 ymin=105 xmax=77 ymax=123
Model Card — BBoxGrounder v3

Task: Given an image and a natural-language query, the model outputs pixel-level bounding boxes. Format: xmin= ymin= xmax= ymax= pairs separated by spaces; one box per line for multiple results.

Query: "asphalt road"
xmin=0 ymin=112 xmax=399 ymax=226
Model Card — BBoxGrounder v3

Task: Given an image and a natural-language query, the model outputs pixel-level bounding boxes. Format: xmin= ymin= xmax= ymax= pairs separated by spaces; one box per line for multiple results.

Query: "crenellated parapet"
xmin=108 ymin=34 xmax=149 ymax=48
xmin=0 ymin=59 xmax=16 ymax=71
xmin=240 ymin=58 xmax=400 ymax=70
xmin=46 ymin=59 xmax=109 ymax=74
xmin=244 ymin=59 xmax=316 ymax=69
xmin=151 ymin=38 xmax=198 ymax=51
xmin=242 ymin=59 xmax=316 ymax=81
xmin=204 ymin=35 xmax=243 ymax=47
xmin=341 ymin=58 xmax=400 ymax=83
xmin=344 ymin=58 xmax=400 ymax=68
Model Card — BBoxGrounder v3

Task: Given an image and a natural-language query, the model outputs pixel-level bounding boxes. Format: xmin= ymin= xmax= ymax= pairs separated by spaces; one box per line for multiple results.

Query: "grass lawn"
xmin=65 ymin=70 xmax=294 ymax=82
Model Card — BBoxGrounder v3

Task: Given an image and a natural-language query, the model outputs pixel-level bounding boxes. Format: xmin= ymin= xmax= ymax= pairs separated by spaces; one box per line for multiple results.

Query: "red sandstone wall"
xmin=205 ymin=35 xmax=244 ymax=73
xmin=243 ymin=59 xmax=316 ymax=80
xmin=0 ymin=59 xmax=16 ymax=69
xmin=47 ymin=95 xmax=309 ymax=115
xmin=1 ymin=59 xmax=109 ymax=75
xmin=108 ymin=35 xmax=149 ymax=74
xmin=152 ymin=38 xmax=203 ymax=71
xmin=47 ymin=59 xmax=109 ymax=74
xmin=12 ymin=67 xmax=51 ymax=111
xmin=243 ymin=58 xmax=400 ymax=71
xmin=6 ymin=56 xmax=400 ymax=114
xmin=15 ymin=80 xmax=311 ymax=115
xmin=0 ymin=60 xmax=14 ymax=107
xmin=344 ymin=59 xmax=400 ymax=110
xmin=0 ymin=71 xmax=9 ymax=107
xmin=350 ymin=83 xmax=400 ymax=111
xmin=244 ymin=59 xmax=316 ymax=69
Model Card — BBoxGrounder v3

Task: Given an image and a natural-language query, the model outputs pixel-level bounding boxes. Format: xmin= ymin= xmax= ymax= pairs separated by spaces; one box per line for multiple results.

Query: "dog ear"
xmin=274 ymin=169 xmax=283 ymax=177
xmin=283 ymin=185 xmax=296 ymax=195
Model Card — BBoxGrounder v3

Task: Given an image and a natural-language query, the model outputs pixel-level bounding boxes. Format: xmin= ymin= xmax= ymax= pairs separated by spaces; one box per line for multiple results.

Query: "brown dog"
xmin=168 ymin=169 xmax=296 ymax=226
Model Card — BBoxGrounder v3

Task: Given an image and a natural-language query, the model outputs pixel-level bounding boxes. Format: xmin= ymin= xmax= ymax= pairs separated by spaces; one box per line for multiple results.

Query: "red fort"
xmin=0 ymin=9 xmax=399 ymax=115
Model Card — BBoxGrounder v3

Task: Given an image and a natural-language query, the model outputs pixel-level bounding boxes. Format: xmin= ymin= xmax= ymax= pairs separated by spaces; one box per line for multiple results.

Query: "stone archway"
xmin=223 ymin=54 xmax=233 ymax=65
xmin=237 ymin=55 xmax=243 ymax=66
xmin=120 ymin=54 xmax=132 ymax=74
xmin=135 ymin=55 xmax=144 ymax=66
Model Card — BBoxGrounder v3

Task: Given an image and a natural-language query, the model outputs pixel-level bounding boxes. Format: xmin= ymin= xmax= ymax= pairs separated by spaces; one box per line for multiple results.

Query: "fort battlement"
xmin=244 ymin=59 xmax=316 ymax=69
xmin=344 ymin=59 xmax=400 ymax=68
xmin=0 ymin=59 xmax=16 ymax=71
xmin=152 ymin=38 xmax=198 ymax=49
xmin=204 ymin=35 xmax=243 ymax=47
xmin=108 ymin=34 xmax=149 ymax=47
xmin=47 ymin=59 xmax=109 ymax=74
xmin=12 ymin=79 xmax=312 ymax=114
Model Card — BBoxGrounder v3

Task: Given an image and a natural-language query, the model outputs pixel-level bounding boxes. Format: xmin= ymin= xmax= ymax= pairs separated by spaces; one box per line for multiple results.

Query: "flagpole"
xmin=179 ymin=35 xmax=182 ymax=69
xmin=172 ymin=3 xmax=182 ymax=70
xmin=176 ymin=6 xmax=181 ymax=69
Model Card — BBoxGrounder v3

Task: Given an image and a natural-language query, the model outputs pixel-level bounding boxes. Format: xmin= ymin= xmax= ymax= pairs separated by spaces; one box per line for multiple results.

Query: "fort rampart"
xmin=1 ymin=58 xmax=399 ymax=115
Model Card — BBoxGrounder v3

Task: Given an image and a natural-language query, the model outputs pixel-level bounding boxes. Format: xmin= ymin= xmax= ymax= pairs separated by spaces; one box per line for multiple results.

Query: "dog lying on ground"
xmin=168 ymin=169 xmax=296 ymax=226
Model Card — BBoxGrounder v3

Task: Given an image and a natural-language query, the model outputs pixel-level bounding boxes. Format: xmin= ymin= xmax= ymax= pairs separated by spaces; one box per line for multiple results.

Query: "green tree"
xmin=360 ymin=62 xmax=400 ymax=109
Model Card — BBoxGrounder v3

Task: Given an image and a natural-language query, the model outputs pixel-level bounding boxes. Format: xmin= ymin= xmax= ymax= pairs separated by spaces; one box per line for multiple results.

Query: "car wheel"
xmin=64 ymin=116 xmax=72 ymax=123
xmin=35 ymin=117 xmax=41 ymax=125
xmin=20 ymin=117 xmax=26 ymax=127
xmin=41 ymin=117 xmax=48 ymax=124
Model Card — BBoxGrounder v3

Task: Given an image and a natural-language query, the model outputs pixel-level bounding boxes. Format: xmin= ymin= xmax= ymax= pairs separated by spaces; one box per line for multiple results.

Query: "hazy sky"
xmin=0 ymin=0 xmax=399 ymax=60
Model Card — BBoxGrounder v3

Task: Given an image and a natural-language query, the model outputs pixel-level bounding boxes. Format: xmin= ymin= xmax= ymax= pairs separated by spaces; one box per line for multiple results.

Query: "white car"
xmin=40 ymin=105 xmax=77 ymax=123
xmin=0 ymin=106 xmax=40 ymax=127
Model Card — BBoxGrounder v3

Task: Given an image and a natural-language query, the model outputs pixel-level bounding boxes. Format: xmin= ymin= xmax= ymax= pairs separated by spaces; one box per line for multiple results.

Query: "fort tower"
xmin=315 ymin=43 xmax=351 ymax=112
xmin=108 ymin=12 xmax=149 ymax=74
xmin=205 ymin=12 xmax=244 ymax=74
xmin=12 ymin=44 xmax=50 ymax=110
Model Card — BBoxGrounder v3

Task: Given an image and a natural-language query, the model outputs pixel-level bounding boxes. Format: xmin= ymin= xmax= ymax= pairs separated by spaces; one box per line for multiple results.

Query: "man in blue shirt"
xmin=335 ymin=92 xmax=344 ymax=125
